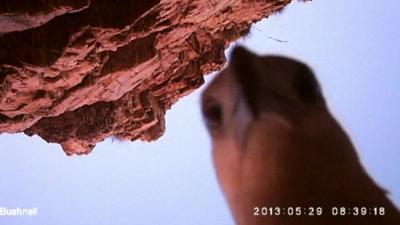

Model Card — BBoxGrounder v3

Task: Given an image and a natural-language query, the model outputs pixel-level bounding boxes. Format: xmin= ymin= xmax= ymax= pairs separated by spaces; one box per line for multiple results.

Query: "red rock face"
xmin=0 ymin=0 xmax=292 ymax=155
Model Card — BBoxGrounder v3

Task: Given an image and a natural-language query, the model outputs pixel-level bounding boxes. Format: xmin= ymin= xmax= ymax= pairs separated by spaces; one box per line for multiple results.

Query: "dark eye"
xmin=202 ymin=98 xmax=223 ymax=130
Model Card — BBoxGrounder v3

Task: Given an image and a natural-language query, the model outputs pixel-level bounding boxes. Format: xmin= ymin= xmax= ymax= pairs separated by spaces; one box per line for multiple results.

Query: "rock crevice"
xmin=0 ymin=0 xmax=292 ymax=155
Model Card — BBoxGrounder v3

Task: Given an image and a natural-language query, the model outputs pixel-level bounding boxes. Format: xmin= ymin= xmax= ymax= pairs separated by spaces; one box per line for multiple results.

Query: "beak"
xmin=230 ymin=46 xmax=264 ymax=117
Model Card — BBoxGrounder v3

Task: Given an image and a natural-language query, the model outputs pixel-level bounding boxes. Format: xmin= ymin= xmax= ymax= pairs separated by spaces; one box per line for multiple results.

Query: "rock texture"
xmin=0 ymin=0 xmax=292 ymax=155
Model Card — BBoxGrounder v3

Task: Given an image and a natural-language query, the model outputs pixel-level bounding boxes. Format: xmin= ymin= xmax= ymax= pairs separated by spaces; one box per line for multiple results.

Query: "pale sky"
xmin=0 ymin=1 xmax=399 ymax=224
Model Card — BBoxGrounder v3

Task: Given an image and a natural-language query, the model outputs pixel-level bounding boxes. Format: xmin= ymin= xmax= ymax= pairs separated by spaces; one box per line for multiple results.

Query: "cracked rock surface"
xmin=0 ymin=0 xmax=292 ymax=155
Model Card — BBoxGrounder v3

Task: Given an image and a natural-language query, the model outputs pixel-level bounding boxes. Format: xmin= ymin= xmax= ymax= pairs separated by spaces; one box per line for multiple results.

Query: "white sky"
xmin=1 ymin=1 xmax=399 ymax=224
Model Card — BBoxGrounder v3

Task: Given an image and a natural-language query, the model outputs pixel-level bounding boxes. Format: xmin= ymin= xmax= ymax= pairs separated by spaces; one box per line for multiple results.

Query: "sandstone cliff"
xmin=0 ymin=0 xmax=292 ymax=155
